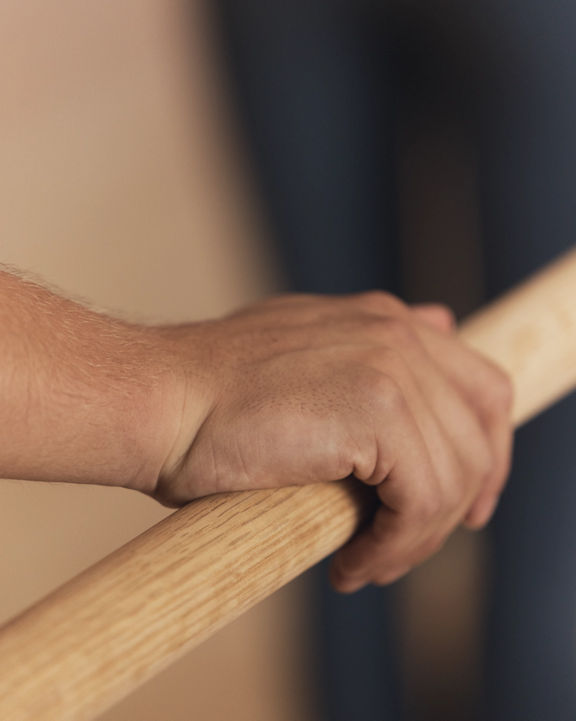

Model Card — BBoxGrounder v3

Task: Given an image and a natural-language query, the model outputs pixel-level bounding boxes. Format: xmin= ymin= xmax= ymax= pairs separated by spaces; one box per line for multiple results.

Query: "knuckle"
xmin=353 ymin=365 xmax=403 ymax=405
xmin=329 ymin=451 xmax=356 ymax=482
xmin=353 ymin=290 xmax=403 ymax=314
xmin=369 ymin=373 xmax=407 ymax=415
xmin=363 ymin=345 xmax=407 ymax=379
xmin=481 ymin=365 xmax=514 ymax=417
xmin=378 ymin=316 xmax=418 ymax=347
xmin=415 ymin=490 xmax=443 ymax=521
xmin=352 ymin=445 xmax=382 ymax=485
xmin=435 ymin=304 xmax=456 ymax=327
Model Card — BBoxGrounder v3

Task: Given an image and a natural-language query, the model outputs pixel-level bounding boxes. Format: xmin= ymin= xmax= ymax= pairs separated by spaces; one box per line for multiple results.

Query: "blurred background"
xmin=1 ymin=1 xmax=575 ymax=720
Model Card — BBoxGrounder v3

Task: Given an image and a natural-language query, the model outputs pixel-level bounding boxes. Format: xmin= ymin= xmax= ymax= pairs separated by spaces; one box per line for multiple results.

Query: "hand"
xmin=152 ymin=291 xmax=513 ymax=592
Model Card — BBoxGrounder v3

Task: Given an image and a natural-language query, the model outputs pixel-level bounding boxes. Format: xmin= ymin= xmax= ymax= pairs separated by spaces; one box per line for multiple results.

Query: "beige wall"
xmin=0 ymin=2 xmax=314 ymax=719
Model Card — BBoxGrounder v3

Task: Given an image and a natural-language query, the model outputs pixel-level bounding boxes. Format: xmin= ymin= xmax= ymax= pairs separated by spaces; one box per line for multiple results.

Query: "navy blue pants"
xmin=213 ymin=2 xmax=576 ymax=718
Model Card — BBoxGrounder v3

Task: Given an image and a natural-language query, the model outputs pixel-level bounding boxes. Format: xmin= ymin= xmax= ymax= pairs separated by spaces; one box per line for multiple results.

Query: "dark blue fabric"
xmin=216 ymin=1 xmax=400 ymax=297
xmin=215 ymin=5 xmax=404 ymax=719
xmin=213 ymin=2 xmax=576 ymax=719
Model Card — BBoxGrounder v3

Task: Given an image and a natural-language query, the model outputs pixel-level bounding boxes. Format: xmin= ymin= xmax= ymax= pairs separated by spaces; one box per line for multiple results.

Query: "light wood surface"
xmin=1 ymin=249 xmax=576 ymax=721
xmin=461 ymin=249 xmax=576 ymax=424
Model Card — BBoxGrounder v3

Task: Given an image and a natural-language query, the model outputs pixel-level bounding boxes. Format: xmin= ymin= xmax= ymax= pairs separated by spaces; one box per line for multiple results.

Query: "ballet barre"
xmin=1 ymin=248 xmax=576 ymax=720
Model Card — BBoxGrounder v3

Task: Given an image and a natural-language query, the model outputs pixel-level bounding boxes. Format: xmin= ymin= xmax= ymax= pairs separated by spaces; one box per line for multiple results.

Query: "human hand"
xmin=152 ymin=291 xmax=513 ymax=592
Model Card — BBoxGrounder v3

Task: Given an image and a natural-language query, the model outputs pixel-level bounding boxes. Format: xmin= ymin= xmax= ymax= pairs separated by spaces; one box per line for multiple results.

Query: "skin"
xmin=0 ymin=271 xmax=513 ymax=592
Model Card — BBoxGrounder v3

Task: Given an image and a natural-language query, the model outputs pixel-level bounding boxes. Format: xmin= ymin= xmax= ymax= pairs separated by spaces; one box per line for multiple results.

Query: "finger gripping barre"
xmin=2 ymin=249 xmax=576 ymax=720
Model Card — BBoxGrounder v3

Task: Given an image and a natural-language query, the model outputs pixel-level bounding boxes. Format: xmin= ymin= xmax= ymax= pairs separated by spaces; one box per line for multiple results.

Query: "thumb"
xmin=411 ymin=303 xmax=456 ymax=335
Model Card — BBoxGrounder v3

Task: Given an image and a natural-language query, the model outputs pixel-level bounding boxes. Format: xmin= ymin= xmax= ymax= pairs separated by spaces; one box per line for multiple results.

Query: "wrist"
xmin=137 ymin=323 xmax=217 ymax=504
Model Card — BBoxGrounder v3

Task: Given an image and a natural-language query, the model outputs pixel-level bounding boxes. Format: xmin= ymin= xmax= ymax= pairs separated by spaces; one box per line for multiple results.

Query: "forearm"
xmin=0 ymin=269 xmax=514 ymax=589
xmin=0 ymin=270 xmax=181 ymax=493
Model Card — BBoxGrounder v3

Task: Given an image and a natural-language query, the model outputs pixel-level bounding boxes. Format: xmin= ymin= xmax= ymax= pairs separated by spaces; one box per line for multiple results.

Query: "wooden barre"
xmin=2 ymin=249 xmax=576 ymax=721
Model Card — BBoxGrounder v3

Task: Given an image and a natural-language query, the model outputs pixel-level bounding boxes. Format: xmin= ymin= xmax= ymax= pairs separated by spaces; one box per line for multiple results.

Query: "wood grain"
xmin=1 ymin=249 xmax=576 ymax=721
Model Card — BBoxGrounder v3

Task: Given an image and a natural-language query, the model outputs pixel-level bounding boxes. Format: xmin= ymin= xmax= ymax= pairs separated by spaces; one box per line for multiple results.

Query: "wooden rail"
xmin=1 ymin=249 xmax=576 ymax=721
